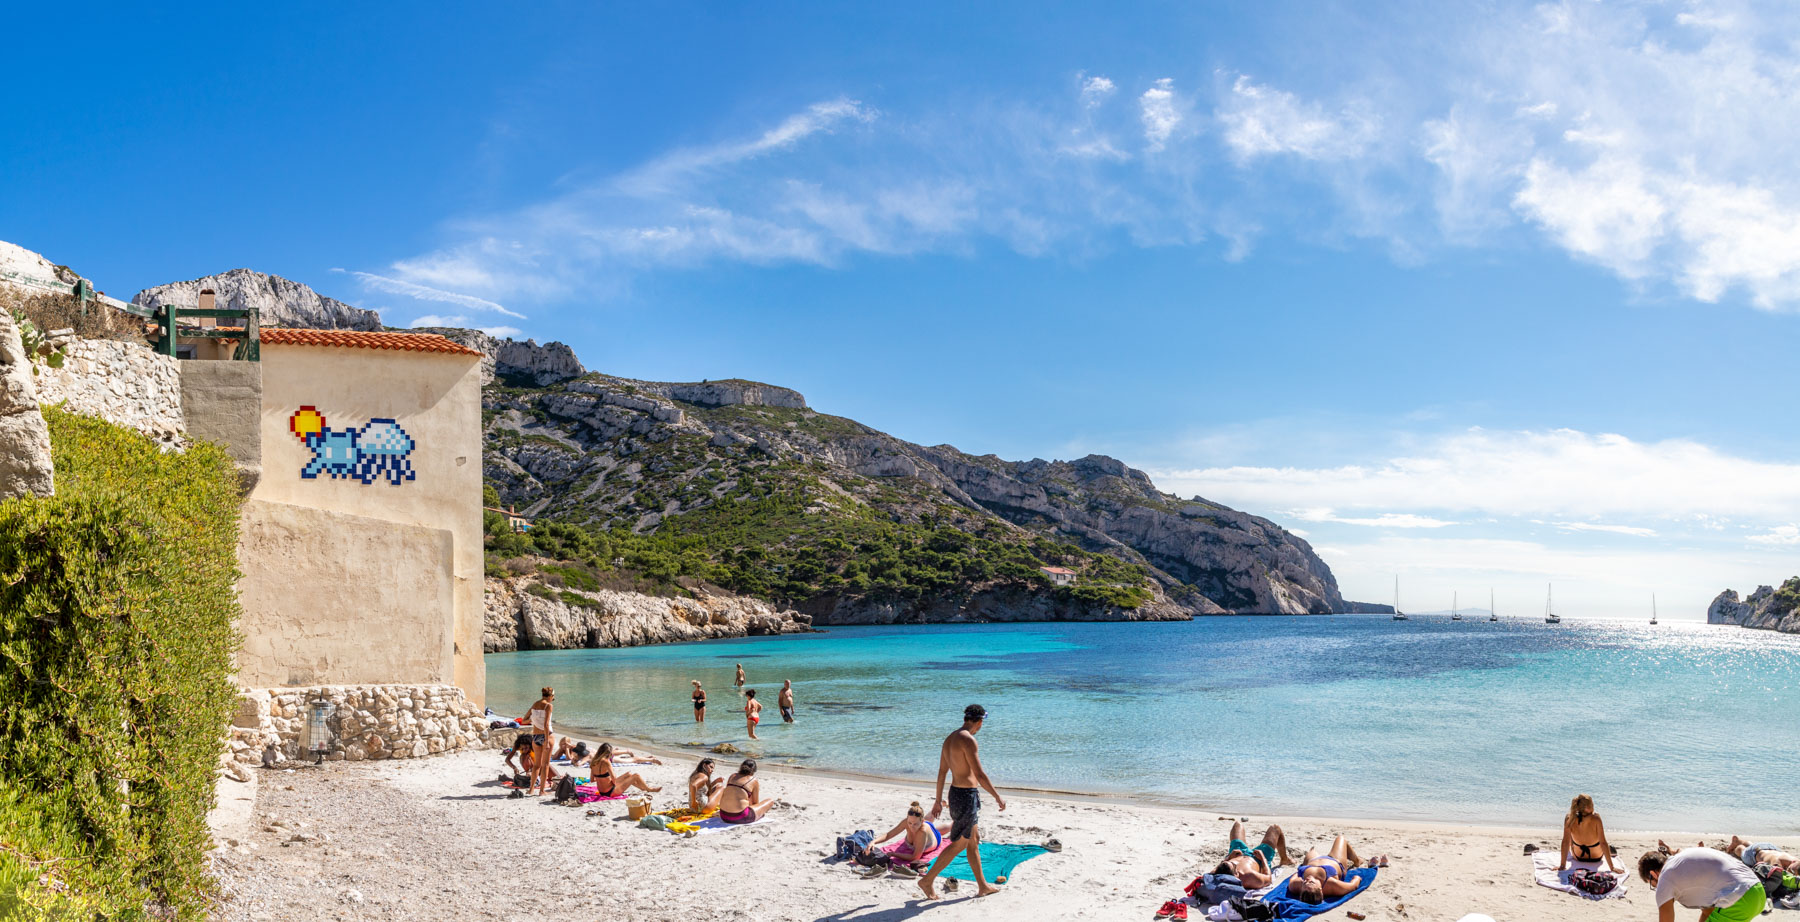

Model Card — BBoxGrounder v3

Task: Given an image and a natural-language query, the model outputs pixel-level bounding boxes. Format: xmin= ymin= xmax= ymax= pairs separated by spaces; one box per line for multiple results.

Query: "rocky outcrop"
xmin=0 ymin=239 xmax=84 ymax=289
xmin=34 ymin=339 xmax=184 ymax=447
xmin=484 ymin=577 xmax=813 ymax=652
xmin=134 ymin=269 xmax=381 ymax=331
xmin=1708 ymin=580 xmax=1800 ymax=633
xmin=0 ymin=309 xmax=55 ymax=498
xmin=818 ymin=584 xmax=1196 ymax=624
xmin=419 ymin=328 xmax=585 ymax=386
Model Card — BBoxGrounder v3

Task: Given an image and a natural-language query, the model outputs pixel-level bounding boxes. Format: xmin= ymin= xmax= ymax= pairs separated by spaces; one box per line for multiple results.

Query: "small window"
xmin=176 ymin=345 xmax=197 ymax=360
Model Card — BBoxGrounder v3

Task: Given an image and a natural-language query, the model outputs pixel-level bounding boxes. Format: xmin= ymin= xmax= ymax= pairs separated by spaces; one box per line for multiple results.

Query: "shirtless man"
xmin=1214 ymin=820 xmax=1294 ymax=889
xmin=735 ymin=663 xmax=746 ymax=689
xmin=919 ymin=704 xmax=1006 ymax=900
xmin=1724 ymin=836 xmax=1800 ymax=872
xmin=779 ymin=680 xmax=796 ymax=723
xmin=744 ymin=689 xmax=762 ymax=740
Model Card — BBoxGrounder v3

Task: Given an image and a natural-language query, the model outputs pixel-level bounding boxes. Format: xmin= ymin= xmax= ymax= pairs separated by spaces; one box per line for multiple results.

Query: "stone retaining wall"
xmin=34 ymin=339 xmax=184 ymax=446
xmin=229 ymin=683 xmax=504 ymax=764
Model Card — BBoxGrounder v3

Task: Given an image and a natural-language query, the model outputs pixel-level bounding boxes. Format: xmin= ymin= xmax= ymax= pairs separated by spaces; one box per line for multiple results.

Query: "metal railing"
xmin=3 ymin=269 xmax=259 ymax=361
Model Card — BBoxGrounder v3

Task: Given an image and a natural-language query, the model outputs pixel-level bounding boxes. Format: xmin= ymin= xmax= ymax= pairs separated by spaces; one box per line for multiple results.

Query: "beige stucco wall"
xmin=244 ymin=344 xmax=485 ymax=702
xmin=236 ymin=500 xmax=454 ymax=686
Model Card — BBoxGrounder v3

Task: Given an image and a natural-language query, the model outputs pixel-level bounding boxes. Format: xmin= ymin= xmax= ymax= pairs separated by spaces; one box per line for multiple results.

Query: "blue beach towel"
xmin=940 ymin=843 xmax=1049 ymax=882
xmin=1262 ymin=867 xmax=1376 ymax=919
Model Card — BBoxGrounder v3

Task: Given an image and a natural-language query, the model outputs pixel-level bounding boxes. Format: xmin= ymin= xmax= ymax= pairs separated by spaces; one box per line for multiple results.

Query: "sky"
xmin=4 ymin=1 xmax=1798 ymax=619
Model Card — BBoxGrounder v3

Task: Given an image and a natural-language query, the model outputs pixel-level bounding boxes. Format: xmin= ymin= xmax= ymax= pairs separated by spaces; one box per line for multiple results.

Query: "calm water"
xmin=486 ymin=616 xmax=1800 ymax=831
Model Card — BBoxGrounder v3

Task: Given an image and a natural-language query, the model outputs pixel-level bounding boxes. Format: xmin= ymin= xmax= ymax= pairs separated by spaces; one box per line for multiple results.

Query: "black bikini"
xmin=1573 ymin=841 xmax=1604 ymax=860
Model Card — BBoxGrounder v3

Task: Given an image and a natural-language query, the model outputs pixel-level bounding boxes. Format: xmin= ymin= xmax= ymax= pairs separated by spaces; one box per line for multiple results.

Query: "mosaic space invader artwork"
xmin=288 ymin=406 xmax=418 ymax=486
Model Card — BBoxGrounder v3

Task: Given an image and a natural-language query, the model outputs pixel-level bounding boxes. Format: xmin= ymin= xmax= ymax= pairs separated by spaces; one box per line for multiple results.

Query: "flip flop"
xmin=1044 ymin=838 xmax=1064 ymax=852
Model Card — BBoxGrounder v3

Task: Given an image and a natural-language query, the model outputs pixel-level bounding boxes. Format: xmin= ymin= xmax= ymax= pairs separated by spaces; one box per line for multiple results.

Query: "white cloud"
xmin=1291 ymin=508 xmax=1459 ymax=529
xmin=1080 ymin=75 xmax=1116 ymax=108
xmin=1138 ymin=78 xmax=1181 ymax=152
xmin=1547 ymin=521 xmax=1659 ymax=538
xmin=1151 ymin=428 xmax=1800 ymax=523
xmin=1749 ymin=525 xmax=1800 ymax=546
xmin=1217 ymin=75 xmax=1376 ymax=162
xmin=353 ymin=271 xmax=525 ymax=319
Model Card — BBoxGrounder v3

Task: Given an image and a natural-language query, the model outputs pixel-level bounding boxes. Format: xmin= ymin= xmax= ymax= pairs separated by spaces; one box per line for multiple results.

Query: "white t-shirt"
xmin=1655 ymin=848 xmax=1758 ymax=909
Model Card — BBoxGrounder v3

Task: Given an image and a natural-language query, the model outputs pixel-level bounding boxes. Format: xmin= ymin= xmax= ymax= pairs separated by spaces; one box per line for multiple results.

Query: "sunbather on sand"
xmin=1560 ymin=794 xmax=1621 ymax=873
xmin=688 ymin=758 xmax=725 ymax=811
xmin=587 ymin=744 xmax=661 ymax=796
xmin=1723 ymin=837 xmax=1798 ymax=871
xmin=718 ymin=759 xmax=776 ymax=825
xmin=550 ymin=738 xmax=589 ymax=766
xmin=1214 ymin=821 xmax=1293 ymax=889
xmin=868 ymin=801 xmax=950 ymax=864
xmin=1289 ymin=835 xmax=1387 ymax=905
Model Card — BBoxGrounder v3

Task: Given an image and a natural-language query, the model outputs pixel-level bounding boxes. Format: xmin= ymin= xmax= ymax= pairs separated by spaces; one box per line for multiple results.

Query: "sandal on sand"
xmin=1044 ymin=838 xmax=1064 ymax=852
xmin=889 ymin=864 xmax=920 ymax=878
xmin=943 ymin=879 xmax=960 ymax=892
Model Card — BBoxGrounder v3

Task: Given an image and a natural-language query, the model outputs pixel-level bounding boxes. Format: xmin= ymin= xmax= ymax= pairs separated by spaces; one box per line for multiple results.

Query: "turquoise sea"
xmin=486 ymin=616 xmax=1800 ymax=832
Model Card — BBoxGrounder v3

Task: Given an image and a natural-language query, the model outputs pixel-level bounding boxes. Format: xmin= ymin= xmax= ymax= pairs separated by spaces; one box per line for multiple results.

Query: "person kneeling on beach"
xmin=688 ymin=758 xmax=726 ymax=811
xmin=1640 ymin=845 xmax=1766 ymax=922
xmin=718 ymin=759 xmax=776 ymax=825
xmin=1290 ymin=835 xmax=1387 ymax=905
xmin=919 ymin=704 xmax=1007 ymax=901
xmin=1216 ymin=820 xmax=1292 ymax=889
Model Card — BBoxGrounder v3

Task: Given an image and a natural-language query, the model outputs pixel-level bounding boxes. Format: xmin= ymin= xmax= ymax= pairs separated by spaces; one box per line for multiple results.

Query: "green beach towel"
xmin=941 ymin=843 xmax=1049 ymax=882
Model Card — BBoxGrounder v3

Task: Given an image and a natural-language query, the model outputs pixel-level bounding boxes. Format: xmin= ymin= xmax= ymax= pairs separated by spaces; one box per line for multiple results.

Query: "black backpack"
xmin=1756 ymin=863 xmax=1799 ymax=901
xmin=553 ymin=774 xmax=579 ymax=805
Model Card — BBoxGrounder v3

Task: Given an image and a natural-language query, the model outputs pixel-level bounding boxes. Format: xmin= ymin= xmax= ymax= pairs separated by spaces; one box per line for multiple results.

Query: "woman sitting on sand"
xmin=688 ymin=758 xmax=725 ymax=811
xmin=1558 ymin=794 xmax=1620 ymax=873
xmin=717 ymin=759 xmax=777 ymax=825
xmin=1289 ymin=835 xmax=1387 ymax=905
xmin=867 ymin=801 xmax=948 ymax=864
xmin=588 ymin=744 xmax=662 ymax=797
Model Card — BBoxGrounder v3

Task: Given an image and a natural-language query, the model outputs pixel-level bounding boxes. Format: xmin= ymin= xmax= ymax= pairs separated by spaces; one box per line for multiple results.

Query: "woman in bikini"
xmin=688 ymin=758 xmax=726 ymax=811
xmin=868 ymin=801 xmax=949 ymax=865
xmin=718 ymin=759 xmax=776 ymax=825
xmin=1289 ymin=835 xmax=1387 ymax=905
xmin=744 ymin=688 xmax=762 ymax=740
xmin=1558 ymin=794 xmax=1620 ymax=873
xmin=524 ymin=687 xmax=555 ymax=796
xmin=692 ymin=680 xmax=707 ymax=724
xmin=587 ymin=743 xmax=661 ymax=797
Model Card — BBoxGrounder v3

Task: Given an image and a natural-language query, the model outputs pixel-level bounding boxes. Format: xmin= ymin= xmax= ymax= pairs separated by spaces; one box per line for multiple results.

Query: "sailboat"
xmin=1650 ymin=593 xmax=1658 ymax=625
xmin=1451 ymin=591 xmax=1462 ymax=621
xmin=1392 ymin=576 xmax=1407 ymax=620
xmin=1544 ymin=583 xmax=1562 ymax=624
xmin=1489 ymin=588 xmax=1498 ymax=621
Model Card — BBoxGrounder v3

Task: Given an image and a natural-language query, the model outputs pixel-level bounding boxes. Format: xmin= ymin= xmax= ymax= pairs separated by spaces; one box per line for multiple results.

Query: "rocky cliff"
xmin=484 ymin=576 xmax=814 ymax=652
xmin=417 ymin=328 xmax=585 ymax=387
xmin=1708 ymin=579 xmax=1800 ymax=633
xmin=484 ymin=367 xmax=1363 ymax=617
xmin=134 ymin=269 xmax=381 ymax=331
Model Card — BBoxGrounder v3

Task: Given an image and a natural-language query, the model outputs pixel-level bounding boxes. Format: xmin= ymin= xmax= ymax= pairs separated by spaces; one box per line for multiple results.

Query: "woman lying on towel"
xmin=588 ymin=744 xmax=661 ymax=797
xmin=867 ymin=802 xmax=950 ymax=863
xmin=1290 ymin=836 xmax=1389 ymax=905
xmin=688 ymin=758 xmax=726 ymax=811
xmin=717 ymin=759 xmax=777 ymax=825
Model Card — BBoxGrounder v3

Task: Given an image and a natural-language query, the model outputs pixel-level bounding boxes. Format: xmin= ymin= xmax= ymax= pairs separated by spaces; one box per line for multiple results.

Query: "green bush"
xmin=0 ymin=408 xmax=243 ymax=920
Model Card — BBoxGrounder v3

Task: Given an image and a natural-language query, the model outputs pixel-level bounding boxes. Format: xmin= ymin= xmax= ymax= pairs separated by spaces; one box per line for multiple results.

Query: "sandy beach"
xmin=207 ymin=736 xmax=1747 ymax=922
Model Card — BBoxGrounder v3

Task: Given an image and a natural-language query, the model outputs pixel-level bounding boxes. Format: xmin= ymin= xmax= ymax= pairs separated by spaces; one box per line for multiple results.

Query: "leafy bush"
xmin=0 ymin=408 xmax=243 ymax=919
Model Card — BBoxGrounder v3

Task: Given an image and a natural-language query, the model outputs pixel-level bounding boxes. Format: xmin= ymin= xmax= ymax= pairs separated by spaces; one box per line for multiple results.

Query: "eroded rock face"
xmin=1708 ymin=582 xmax=1799 ymax=632
xmin=134 ymin=269 xmax=380 ymax=331
xmin=420 ymin=328 xmax=586 ymax=387
xmin=0 ymin=309 xmax=54 ymax=498
xmin=484 ymin=577 xmax=814 ymax=652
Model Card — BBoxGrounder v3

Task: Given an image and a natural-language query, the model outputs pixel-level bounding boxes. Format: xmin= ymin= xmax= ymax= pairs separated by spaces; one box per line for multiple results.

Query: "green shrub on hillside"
xmin=0 ymin=409 xmax=242 ymax=920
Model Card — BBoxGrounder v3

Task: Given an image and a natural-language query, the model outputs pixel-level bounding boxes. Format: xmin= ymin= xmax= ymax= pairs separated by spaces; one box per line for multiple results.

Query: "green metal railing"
xmin=3 ymin=270 xmax=258 ymax=361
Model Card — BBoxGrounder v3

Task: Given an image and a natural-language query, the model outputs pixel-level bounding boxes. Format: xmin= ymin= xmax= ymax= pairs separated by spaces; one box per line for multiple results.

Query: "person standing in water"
xmin=778 ymin=679 xmax=795 ymax=723
xmin=735 ymin=663 xmax=746 ymax=690
xmin=744 ymin=688 xmax=762 ymax=740
xmin=691 ymin=680 xmax=707 ymax=724
xmin=919 ymin=704 xmax=1005 ymax=900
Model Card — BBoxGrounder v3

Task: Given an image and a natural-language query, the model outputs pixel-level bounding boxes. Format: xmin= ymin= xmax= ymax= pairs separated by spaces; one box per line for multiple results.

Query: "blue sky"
xmin=5 ymin=1 xmax=1799 ymax=617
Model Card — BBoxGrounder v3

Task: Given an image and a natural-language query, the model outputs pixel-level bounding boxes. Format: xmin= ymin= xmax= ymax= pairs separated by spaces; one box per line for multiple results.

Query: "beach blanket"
xmin=882 ymin=837 xmax=948 ymax=866
xmin=1532 ymin=852 xmax=1629 ymax=900
xmin=670 ymin=811 xmax=782 ymax=836
xmin=940 ymin=843 xmax=1049 ymax=882
xmin=573 ymin=783 xmax=628 ymax=805
xmin=1262 ymin=867 xmax=1376 ymax=919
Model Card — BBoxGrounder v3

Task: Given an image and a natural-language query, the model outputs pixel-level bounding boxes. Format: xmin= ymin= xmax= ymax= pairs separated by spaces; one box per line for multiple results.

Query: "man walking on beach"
xmin=919 ymin=704 xmax=1005 ymax=900
xmin=779 ymin=679 xmax=795 ymax=723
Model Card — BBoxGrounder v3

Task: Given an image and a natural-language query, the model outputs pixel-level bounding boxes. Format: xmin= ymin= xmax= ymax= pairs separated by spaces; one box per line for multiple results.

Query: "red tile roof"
xmin=1040 ymin=566 xmax=1077 ymax=575
xmin=260 ymin=328 xmax=484 ymax=357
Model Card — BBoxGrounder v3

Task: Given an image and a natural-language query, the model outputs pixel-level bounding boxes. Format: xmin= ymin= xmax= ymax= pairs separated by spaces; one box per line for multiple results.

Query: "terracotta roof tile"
xmin=260 ymin=328 xmax=484 ymax=358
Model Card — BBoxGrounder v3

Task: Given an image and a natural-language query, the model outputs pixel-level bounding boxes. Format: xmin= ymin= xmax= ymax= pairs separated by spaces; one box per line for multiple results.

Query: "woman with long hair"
xmin=1559 ymin=793 xmax=1620 ymax=873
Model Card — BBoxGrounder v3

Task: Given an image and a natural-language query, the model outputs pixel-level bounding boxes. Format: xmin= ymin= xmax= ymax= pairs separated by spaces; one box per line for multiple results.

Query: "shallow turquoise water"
xmin=485 ymin=617 xmax=1800 ymax=831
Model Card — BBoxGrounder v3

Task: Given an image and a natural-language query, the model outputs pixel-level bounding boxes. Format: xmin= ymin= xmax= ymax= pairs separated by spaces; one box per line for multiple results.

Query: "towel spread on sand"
xmin=1263 ymin=867 xmax=1376 ymax=919
xmin=671 ymin=812 xmax=783 ymax=836
xmin=882 ymin=837 xmax=948 ymax=865
xmin=573 ymin=783 xmax=627 ymax=805
xmin=939 ymin=843 xmax=1049 ymax=882
xmin=1532 ymin=852 xmax=1629 ymax=900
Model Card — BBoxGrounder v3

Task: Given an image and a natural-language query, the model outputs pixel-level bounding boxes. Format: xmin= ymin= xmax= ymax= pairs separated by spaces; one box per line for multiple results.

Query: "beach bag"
xmin=1568 ymin=868 xmax=1618 ymax=896
xmin=512 ymin=772 xmax=530 ymax=789
xmin=836 ymin=830 xmax=875 ymax=860
xmin=1756 ymin=863 xmax=1799 ymax=901
xmin=553 ymin=775 xmax=579 ymax=805
xmin=853 ymin=849 xmax=891 ymax=869
xmin=1186 ymin=873 xmax=1248 ymax=905
xmin=1226 ymin=898 xmax=1274 ymax=921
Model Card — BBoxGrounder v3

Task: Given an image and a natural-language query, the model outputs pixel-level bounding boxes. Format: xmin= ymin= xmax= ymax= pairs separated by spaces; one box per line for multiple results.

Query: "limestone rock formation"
xmin=0 ymin=309 xmax=55 ymax=498
xmin=134 ymin=269 xmax=381 ymax=331
xmin=414 ymin=328 xmax=585 ymax=386
xmin=484 ymin=577 xmax=814 ymax=652
xmin=1708 ymin=580 xmax=1800 ymax=633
